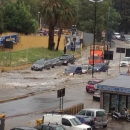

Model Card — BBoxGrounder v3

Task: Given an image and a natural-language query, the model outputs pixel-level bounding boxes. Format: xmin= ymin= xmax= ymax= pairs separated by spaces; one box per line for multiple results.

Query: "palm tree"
xmin=55 ymin=0 xmax=77 ymax=51
xmin=39 ymin=0 xmax=62 ymax=50
xmin=39 ymin=0 xmax=77 ymax=50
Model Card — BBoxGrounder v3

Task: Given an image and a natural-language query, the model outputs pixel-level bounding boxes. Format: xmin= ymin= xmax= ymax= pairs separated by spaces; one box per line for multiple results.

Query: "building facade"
xmin=97 ymin=75 xmax=130 ymax=113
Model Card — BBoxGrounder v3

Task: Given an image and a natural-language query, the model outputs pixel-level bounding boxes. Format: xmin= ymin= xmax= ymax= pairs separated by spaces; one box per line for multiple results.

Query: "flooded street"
xmin=0 ymin=40 xmax=130 ymax=130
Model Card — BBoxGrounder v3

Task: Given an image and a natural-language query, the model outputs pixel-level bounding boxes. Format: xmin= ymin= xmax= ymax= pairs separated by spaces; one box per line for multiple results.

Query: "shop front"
xmin=97 ymin=75 xmax=130 ymax=113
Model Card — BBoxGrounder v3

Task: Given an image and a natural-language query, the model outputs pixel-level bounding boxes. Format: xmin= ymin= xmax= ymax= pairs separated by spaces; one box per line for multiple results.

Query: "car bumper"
xmin=95 ymin=121 xmax=108 ymax=127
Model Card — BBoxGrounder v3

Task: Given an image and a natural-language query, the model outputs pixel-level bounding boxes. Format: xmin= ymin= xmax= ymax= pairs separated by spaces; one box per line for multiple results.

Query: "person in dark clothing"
xmin=64 ymin=44 xmax=67 ymax=54
xmin=52 ymin=41 xmax=55 ymax=50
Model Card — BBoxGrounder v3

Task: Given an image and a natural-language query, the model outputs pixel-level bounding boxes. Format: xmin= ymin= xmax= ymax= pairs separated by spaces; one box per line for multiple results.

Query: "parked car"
xmin=31 ymin=59 xmax=46 ymax=71
xmin=120 ymin=57 xmax=130 ymax=67
xmin=59 ymin=54 xmax=75 ymax=65
xmin=31 ymin=59 xmax=52 ymax=71
xmin=50 ymin=58 xmax=63 ymax=67
xmin=75 ymin=115 xmax=95 ymax=129
xmin=63 ymin=65 xmax=82 ymax=76
xmin=93 ymin=63 xmax=108 ymax=72
xmin=113 ymin=32 xmax=121 ymax=40
xmin=81 ymin=64 xmax=92 ymax=74
xmin=86 ymin=79 xmax=103 ymax=92
xmin=77 ymin=108 xmax=108 ymax=128
xmin=42 ymin=114 xmax=91 ymax=130
xmin=34 ymin=123 xmax=66 ymax=130
xmin=93 ymin=89 xmax=100 ymax=101
xmin=10 ymin=127 xmax=37 ymax=130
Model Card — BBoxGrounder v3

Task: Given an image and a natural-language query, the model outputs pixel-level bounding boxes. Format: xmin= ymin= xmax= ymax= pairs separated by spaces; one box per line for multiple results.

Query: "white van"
xmin=43 ymin=114 xmax=91 ymax=130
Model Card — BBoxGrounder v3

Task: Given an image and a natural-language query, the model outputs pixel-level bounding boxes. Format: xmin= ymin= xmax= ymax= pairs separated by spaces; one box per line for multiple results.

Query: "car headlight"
xmin=97 ymin=69 xmax=99 ymax=71
xmin=64 ymin=61 xmax=67 ymax=63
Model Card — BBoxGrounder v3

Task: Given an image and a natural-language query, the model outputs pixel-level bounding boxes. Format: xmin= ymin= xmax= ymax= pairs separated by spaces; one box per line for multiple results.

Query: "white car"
xmin=120 ymin=57 xmax=130 ymax=67
xmin=113 ymin=32 xmax=121 ymax=40
xmin=81 ymin=64 xmax=92 ymax=74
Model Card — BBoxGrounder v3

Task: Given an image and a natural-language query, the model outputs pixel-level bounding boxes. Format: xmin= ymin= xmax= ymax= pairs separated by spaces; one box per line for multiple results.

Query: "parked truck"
xmin=88 ymin=44 xmax=109 ymax=65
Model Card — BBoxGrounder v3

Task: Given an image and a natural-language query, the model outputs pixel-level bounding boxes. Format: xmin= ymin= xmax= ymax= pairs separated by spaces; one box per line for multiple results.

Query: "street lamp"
xmin=38 ymin=12 xmax=40 ymax=28
xmin=89 ymin=0 xmax=103 ymax=78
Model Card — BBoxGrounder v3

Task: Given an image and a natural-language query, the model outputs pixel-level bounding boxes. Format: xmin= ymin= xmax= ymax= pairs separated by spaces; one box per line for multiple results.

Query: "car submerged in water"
xmin=63 ymin=65 xmax=82 ymax=76
xmin=31 ymin=59 xmax=52 ymax=71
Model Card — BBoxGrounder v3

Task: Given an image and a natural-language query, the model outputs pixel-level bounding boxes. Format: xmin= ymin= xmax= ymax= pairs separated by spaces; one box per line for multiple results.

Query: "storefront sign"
xmin=97 ymin=85 xmax=130 ymax=94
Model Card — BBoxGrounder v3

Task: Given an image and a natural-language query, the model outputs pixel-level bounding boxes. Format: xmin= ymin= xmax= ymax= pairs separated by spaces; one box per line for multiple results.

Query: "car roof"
xmin=13 ymin=127 xmax=36 ymax=130
xmin=88 ymin=79 xmax=103 ymax=82
xmin=43 ymin=114 xmax=76 ymax=119
xmin=41 ymin=123 xmax=62 ymax=127
xmin=81 ymin=108 xmax=105 ymax=111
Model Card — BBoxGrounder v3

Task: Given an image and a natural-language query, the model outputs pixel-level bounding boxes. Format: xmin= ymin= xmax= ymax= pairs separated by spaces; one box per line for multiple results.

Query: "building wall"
xmin=0 ymin=34 xmax=65 ymax=51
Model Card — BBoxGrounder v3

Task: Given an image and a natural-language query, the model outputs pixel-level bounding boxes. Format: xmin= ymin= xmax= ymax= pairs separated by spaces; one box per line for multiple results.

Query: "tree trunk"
xmin=48 ymin=23 xmax=54 ymax=50
xmin=55 ymin=28 xmax=62 ymax=51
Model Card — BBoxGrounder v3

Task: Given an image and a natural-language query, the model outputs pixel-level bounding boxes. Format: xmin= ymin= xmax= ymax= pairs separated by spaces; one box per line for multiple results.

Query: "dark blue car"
xmin=93 ymin=63 xmax=108 ymax=72
xmin=63 ymin=65 xmax=82 ymax=75
xmin=75 ymin=115 xmax=95 ymax=129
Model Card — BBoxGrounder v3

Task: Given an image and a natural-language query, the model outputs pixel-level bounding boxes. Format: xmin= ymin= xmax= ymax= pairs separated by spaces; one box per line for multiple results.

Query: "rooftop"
xmin=98 ymin=75 xmax=130 ymax=88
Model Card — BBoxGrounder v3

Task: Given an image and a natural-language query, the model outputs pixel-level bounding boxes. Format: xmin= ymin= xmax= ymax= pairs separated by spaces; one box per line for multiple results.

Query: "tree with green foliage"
xmin=77 ymin=0 xmax=121 ymax=41
xmin=3 ymin=0 xmax=38 ymax=34
xmin=114 ymin=0 xmax=130 ymax=33
xmin=55 ymin=0 xmax=77 ymax=51
xmin=39 ymin=0 xmax=77 ymax=50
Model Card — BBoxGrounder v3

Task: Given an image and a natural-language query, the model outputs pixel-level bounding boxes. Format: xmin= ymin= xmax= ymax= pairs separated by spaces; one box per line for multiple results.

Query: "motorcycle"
xmin=111 ymin=108 xmax=130 ymax=122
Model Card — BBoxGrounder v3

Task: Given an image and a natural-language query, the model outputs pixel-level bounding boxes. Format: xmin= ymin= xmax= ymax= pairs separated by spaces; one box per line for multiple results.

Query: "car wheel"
xmin=103 ymin=125 xmax=107 ymax=128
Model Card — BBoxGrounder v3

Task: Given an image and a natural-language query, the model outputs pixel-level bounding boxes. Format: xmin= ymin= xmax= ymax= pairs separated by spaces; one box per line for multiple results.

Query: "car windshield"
xmin=82 ymin=66 xmax=88 ymax=69
xmin=122 ymin=58 xmax=130 ymax=61
xmin=70 ymin=118 xmax=82 ymax=126
xmin=96 ymin=111 xmax=106 ymax=117
xmin=66 ymin=66 xmax=76 ymax=71
xmin=35 ymin=60 xmax=44 ymax=65
xmin=88 ymin=81 xmax=97 ymax=85
xmin=90 ymin=56 xmax=101 ymax=60
xmin=60 ymin=56 xmax=68 ymax=60
xmin=94 ymin=63 xmax=103 ymax=67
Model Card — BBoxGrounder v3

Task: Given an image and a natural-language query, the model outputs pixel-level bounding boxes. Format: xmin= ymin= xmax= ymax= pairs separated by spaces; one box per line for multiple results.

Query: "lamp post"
xmin=89 ymin=0 xmax=103 ymax=78
xmin=38 ymin=12 xmax=40 ymax=28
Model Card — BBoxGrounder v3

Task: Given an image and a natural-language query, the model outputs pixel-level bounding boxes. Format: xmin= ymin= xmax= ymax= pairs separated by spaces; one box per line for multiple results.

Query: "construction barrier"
xmin=35 ymin=103 xmax=84 ymax=126
xmin=0 ymin=114 xmax=5 ymax=130
xmin=35 ymin=119 xmax=43 ymax=126
xmin=60 ymin=103 xmax=84 ymax=115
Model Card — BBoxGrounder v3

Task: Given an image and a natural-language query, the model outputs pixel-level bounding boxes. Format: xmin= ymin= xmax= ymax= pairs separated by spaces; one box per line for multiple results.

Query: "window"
xmin=70 ymin=118 xmax=82 ymax=126
xmin=62 ymin=118 xmax=71 ymax=126
xmin=56 ymin=126 xmax=65 ymax=130
xmin=78 ymin=110 xmax=86 ymax=115
xmin=96 ymin=111 xmax=106 ymax=117
xmin=86 ymin=111 xmax=92 ymax=116
xmin=42 ymin=126 xmax=49 ymax=130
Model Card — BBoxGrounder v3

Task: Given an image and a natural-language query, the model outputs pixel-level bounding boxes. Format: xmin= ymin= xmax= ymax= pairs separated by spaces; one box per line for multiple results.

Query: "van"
xmin=43 ymin=114 xmax=91 ymax=130
xmin=77 ymin=109 xmax=108 ymax=128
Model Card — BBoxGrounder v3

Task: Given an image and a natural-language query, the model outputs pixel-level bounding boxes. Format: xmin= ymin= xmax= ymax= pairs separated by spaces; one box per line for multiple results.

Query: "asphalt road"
xmin=0 ymin=40 xmax=130 ymax=130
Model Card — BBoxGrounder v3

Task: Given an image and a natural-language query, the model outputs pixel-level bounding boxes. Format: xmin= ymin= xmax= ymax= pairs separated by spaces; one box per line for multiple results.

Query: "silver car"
xmin=77 ymin=108 xmax=108 ymax=128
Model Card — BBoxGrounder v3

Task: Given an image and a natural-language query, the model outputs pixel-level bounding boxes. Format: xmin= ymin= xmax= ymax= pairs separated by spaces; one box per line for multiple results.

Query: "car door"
xmin=76 ymin=67 xmax=82 ymax=74
xmin=62 ymin=118 xmax=73 ymax=130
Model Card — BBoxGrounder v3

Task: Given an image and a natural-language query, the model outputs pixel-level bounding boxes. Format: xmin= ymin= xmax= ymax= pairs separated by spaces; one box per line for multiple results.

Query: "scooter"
xmin=111 ymin=108 xmax=130 ymax=122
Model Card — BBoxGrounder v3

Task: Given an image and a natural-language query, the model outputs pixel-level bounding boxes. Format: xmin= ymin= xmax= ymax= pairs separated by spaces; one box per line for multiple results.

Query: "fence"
xmin=35 ymin=103 xmax=84 ymax=126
